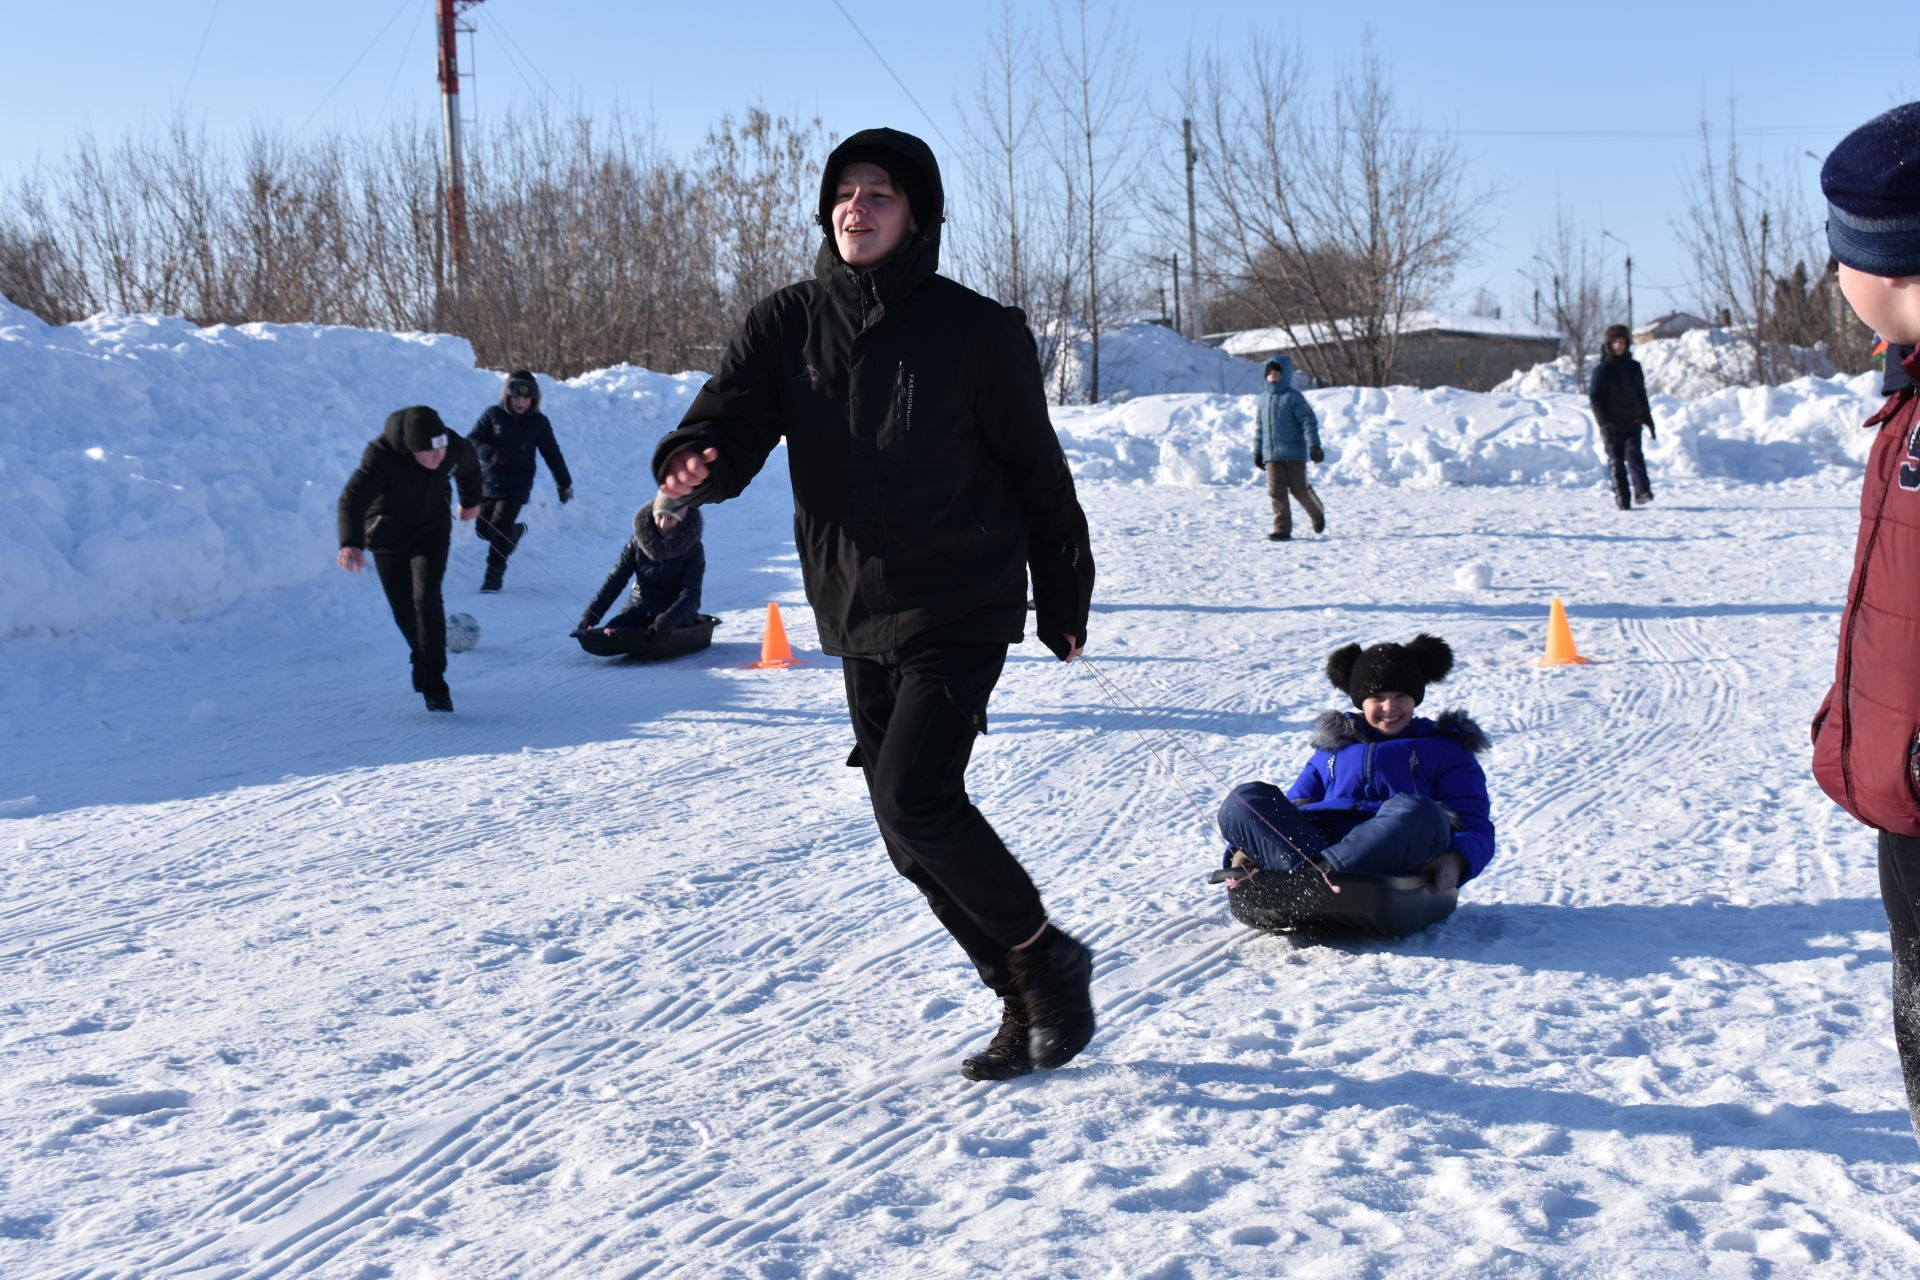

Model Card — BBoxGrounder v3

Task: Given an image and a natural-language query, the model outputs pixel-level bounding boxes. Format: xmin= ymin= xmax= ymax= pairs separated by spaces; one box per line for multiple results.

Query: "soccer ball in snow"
xmin=447 ymin=612 xmax=480 ymax=653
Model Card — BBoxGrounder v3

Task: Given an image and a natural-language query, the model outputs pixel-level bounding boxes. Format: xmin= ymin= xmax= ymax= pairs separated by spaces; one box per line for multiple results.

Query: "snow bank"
xmin=1496 ymin=326 xmax=1837 ymax=399
xmin=0 ymin=298 xmax=703 ymax=638
xmin=1052 ymin=373 xmax=1880 ymax=489
xmin=1045 ymin=319 xmax=1267 ymax=401
xmin=0 ymin=298 xmax=1885 ymax=638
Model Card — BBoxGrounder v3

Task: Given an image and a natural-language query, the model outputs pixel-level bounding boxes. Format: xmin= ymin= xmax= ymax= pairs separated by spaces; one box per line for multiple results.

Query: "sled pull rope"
xmin=471 ymin=511 xmax=590 ymax=631
xmin=1076 ymin=658 xmax=1337 ymax=893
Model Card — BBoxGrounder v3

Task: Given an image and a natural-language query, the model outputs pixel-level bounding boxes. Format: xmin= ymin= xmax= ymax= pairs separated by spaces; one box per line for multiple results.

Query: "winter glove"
xmin=558 ymin=485 xmax=573 ymax=504
xmin=1309 ymin=445 xmax=1324 ymax=463
xmin=1645 ymin=421 xmax=1657 ymax=440
xmin=1253 ymin=452 xmax=1265 ymax=471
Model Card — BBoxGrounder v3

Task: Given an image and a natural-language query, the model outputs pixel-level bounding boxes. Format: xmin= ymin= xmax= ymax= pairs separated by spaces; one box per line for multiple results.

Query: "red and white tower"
xmin=437 ymin=0 xmax=484 ymax=301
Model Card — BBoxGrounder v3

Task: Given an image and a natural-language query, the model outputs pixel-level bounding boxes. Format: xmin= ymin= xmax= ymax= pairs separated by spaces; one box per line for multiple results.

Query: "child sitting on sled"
xmin=575 ymin=497 xmax=706 ymax=641
xmin=1219 ymin=633 xmax=1494 ymax=892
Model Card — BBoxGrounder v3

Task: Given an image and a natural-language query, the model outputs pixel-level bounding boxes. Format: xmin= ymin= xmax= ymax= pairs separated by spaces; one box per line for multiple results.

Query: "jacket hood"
xmin=501 ymin=370 xmax=541 ymax=410
xmin=1309 ymin=707 xmax=1490 ymax=753
xmin=814 ymin=128 xmax=944 ymax=299
xmin=632 ymin=503 xmax=703 ymax=562
xmin=1264 ymin=356 xmax=1293 ymax=386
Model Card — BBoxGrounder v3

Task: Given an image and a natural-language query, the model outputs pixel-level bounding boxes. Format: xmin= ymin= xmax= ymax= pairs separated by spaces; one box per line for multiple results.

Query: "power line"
xmin=824 ymin=0 xmax=955 ymax=149
xmin=373 ymin=3 xmax=431 ymax=130
xmin=297 ymin=0 xmax=414 ymax=135
xmin=487 ymin=8 xmax=562 ymax=111
xmin=179 ymin=0 xmax=222 ymax=103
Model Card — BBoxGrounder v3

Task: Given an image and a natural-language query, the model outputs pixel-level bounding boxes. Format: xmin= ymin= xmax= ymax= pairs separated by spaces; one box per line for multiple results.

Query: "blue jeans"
xmin=1218 ymin=783 xmax=1450 ymax=875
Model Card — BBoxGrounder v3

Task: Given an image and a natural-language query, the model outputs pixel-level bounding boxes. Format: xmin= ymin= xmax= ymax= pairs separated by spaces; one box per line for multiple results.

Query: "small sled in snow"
xmin=1209 ymin=863 xmax=1457 ymax=938
xmin=574 ymin=614 xmax=719 ymax=662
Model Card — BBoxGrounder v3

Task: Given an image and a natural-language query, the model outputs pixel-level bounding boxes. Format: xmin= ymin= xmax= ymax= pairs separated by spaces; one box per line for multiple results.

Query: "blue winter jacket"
xmin=582 ymin=507 xmax=705 ymax=629
xmin=1255 ymin=356 xmax=1321 ymax=462
xmin=468 ymin=379 xmax=573 ymax=502
xmin=1286 ymin=708 xmax=1496 ymax=880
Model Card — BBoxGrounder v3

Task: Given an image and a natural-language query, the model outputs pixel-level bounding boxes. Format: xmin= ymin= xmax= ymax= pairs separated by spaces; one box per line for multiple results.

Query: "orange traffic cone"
xmin=748 ymin=602 xmax=803 ymax=669
xmin=1539 ymin=597 xmax=1592 ymax=667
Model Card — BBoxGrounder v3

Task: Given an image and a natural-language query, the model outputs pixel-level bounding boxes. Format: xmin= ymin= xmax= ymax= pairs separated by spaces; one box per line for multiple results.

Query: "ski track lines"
xmin=15 ymin=484 xmax=1917 ymax=1276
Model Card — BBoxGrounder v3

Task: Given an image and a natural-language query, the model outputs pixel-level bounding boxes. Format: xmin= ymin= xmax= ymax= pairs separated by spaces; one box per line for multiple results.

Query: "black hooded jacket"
xmin=469 ymin=375 xmax=572 ymax=502
xmin=582 ymin=507 xmax=706 ymax=629
xmin=649 ymin=128 xmax=1093 ymax=662
xmin=337 ymin=409 xmax=481 ymax=551
xmin=1587 ymin=343 xmax=1653 ymax=431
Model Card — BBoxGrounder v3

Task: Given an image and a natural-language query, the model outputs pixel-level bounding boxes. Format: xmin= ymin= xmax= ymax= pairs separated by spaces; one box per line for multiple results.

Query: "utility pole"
xmin=1151 ymin=254 xmax=1182 ymax=332
xmin=437 ymin=0 xmax=484 ymax=306
xmin=1183 ymin=117 xmax=1199 ymax=339
xmin=1603 ymin=230 xmax=1633 ymax=332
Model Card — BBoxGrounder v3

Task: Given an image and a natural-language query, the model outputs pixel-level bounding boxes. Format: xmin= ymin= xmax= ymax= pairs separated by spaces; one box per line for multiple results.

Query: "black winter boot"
xmin=422 ymin=679 xmax=454 ymax=713
xmin=480 ymin=571 xmax=502 ymax=593
xmin=960 ymin=999 xmax=1034 ymax=1081
xmin=1008 ymin=924 xmax=1095 ymax=1069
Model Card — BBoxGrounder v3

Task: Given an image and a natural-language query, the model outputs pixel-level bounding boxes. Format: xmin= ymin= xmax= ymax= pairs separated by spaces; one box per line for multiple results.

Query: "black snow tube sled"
xmin=1210 ymin=863 xmax=1458 ymax=938
xmin=574 ymin=614 xmax=719 ymax=661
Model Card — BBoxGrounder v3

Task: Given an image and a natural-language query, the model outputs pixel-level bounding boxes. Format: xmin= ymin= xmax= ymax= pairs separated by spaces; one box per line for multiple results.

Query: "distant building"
xmin=1201 ymin=312 xmax=1563 ymax=391
xmin=1633 ymin=311 xmax=1710 ymax=343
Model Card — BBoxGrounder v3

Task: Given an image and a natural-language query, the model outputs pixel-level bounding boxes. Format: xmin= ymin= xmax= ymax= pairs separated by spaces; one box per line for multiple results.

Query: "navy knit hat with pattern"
xmin=1822 ymin=103 xmax=1920 ymax=278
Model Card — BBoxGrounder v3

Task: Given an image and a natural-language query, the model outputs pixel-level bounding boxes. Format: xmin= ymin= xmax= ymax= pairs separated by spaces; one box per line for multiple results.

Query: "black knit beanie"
xmin=399 ymin=406 xmax=450 ymax=452
xmin=1822 ymin=103 xmax=1920 ymax=278
xmin=1326 ymin=634 xmax=1455 ymax=707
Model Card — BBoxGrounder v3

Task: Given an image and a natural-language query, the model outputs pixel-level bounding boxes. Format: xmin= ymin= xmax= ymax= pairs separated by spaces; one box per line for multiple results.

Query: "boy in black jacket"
xmin=1587 ymin=323 xmax=1656 ymax=509
xmin=337 ymin=406 xmax=481 ymax=711
xmin=469 ymin=369 xmax=573 ymax=592
xmin=654 ymin=128 xmax=1098 ymax=1083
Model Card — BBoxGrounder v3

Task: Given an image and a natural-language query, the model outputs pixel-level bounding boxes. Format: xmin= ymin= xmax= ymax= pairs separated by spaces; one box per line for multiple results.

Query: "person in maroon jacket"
xmin=1810 ymin=102 xmax=1920 ymax=1144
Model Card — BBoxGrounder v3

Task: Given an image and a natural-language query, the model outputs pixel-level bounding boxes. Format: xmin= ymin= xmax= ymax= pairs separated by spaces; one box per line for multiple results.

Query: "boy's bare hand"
xmin=337 ymin=547 xmax=365 ymax=573
xmin=660 ymin=447 xmax=720 ymax=499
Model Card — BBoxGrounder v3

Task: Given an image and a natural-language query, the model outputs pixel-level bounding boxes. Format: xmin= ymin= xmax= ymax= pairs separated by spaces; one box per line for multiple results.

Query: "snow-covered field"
xmin=5 ymin=304 xmax=1920 ymax=1277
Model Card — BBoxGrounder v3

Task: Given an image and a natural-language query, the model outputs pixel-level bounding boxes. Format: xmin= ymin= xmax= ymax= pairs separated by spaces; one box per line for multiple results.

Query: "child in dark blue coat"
xmin=575 ymin=502 xmax=705 ymax=641
xmin=1219 ymin=634 xmax=1494 ymax=892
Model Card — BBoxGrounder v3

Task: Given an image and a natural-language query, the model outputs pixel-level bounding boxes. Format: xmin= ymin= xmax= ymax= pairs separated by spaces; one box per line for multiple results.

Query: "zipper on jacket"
xmin=894 ymin=361 xmax=913 ymax=434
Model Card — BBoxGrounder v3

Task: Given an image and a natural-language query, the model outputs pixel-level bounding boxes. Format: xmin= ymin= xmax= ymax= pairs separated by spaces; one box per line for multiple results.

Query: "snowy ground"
xmin=6 ymin=302 xmax=1920 ymax=1276
xmin=8 ymin=471 xmax=1920 ymax=1277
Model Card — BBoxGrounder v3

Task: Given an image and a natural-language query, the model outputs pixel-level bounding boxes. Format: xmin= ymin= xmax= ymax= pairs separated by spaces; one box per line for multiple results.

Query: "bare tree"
xmin=1041 ymin=0 xmax=1141 ymax=403
xmin=1673 ymin=112 xmax=1829 ymax=384
xmin=1525 ymin=200 xmax=1621 ymax=388
xmin=1186 ymin=31 xmax=1490 ymax=386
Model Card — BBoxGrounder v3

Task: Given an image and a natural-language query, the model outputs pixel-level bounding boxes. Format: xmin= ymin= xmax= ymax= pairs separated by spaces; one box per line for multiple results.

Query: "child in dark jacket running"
xmin=575 ymin=501 xmax=705 ymax=641
xmin=469 ymin=369 xmax=574 ymax=592
xmin=336 ymin=406 xmax=481 ymax=712
xmin=1218 ymin=634 xmax=1494 ymax=892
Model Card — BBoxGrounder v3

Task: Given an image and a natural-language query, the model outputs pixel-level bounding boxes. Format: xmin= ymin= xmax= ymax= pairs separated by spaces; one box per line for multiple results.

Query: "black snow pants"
xmin=475 ymin=497 xmax=525 ymax=581
xmin=1602 ymin=428 xmax=1652 ymax=509
xmin=1879 ymin=830 xmax=1920 ymax=1146
xmin=842 ymin=644 xmax=1048 ymax=996
xmin=373 ymin=535 xmax=450 ymax=694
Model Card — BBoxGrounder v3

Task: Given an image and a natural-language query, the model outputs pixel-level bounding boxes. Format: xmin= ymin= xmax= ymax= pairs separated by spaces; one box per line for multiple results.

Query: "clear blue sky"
xmin=5 ymin=1 xmax=1915 ymax=323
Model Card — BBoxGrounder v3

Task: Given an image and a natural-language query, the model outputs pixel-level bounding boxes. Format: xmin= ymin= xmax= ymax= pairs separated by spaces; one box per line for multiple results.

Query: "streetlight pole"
xmin=1602 ymin=230 xmax=1633 ymax=333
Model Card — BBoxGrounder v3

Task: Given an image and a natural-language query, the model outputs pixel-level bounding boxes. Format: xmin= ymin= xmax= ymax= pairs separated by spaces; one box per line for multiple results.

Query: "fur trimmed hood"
xmin=1309 ymin=707 xmax=1490 ymax=754
xmin=632 ymin=504 xmax=703 ymax=562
